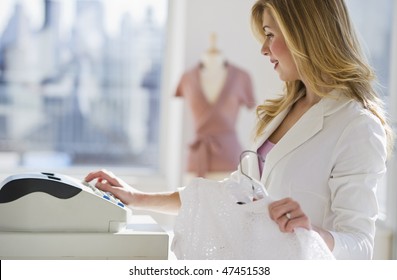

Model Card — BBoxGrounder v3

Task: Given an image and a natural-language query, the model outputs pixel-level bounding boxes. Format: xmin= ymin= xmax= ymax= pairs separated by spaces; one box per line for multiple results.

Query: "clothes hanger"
xmin=238 ymin=150 xmax=268 ymax=204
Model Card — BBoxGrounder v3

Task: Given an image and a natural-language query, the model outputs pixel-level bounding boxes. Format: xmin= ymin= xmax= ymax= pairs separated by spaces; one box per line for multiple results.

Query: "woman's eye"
xmin=265 ymin=33 xmax=274 ymax=39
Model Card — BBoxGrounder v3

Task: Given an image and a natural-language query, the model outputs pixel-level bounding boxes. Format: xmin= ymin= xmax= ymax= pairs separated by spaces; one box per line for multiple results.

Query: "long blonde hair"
xmin=251 ymin=0 xmax=394 ymax=155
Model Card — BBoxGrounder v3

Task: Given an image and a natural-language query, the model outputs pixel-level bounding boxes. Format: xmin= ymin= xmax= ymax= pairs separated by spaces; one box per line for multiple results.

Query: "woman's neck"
xmin=301 ymin=90 xmax=321 ymax=106
xmin=299 ymin=82 xmax=323 ymax=106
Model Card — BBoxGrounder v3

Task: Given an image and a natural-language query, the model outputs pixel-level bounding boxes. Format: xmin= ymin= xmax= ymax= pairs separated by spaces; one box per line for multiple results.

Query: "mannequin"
xmin=175 ymin=33 xmax=256 ymax=181
xmin=199 ymin=33 xmax=227 ymax=104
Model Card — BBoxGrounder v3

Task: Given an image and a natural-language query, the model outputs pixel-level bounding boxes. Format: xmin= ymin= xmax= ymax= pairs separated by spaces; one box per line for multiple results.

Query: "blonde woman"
xmin=249 ymin=0 xmax=393 ymax=259
xmin=85 ymin=0 xmax=393 ymax=259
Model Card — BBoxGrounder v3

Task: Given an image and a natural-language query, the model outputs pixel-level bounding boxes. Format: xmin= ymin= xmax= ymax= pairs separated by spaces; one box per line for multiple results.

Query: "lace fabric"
xmin=171 ymin=177 xmax=335 ymax=260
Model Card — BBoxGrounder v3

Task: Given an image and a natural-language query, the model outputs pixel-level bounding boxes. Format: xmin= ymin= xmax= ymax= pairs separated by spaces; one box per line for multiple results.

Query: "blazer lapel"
xmin=261 ymin=91 xmax=352 ymax=184
xmin=247 ymin=90 xmax=351 ymax=184
xmin=261 ymin=99 xmax=325 ymax=183
xmin=246 ymin=108 xmax=290 ymax=181
xmin=253 ymin=108 xmax=290 ymax=151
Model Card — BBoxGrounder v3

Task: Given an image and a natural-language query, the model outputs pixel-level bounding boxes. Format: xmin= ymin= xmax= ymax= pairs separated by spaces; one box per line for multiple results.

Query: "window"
xmin=345 ymin=0 xmax=395 ymax=219
xmin=0 ymin=0 xmax=168 ymax=172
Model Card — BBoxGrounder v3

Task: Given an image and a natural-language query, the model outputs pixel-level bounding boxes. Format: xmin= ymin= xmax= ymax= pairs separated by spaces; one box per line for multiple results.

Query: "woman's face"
xmin=261 ymin=10 xmax=299 ymax=82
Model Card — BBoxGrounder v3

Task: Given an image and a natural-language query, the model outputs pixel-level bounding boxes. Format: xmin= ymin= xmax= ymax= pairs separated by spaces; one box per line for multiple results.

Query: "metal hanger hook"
xmin=239 ymin=150 xmax=265 ymax=182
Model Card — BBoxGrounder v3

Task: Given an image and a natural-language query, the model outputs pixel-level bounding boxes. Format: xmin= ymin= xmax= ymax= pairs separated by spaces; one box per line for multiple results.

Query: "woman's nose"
xmin=261 ymin=42 xmax=269 ymax=56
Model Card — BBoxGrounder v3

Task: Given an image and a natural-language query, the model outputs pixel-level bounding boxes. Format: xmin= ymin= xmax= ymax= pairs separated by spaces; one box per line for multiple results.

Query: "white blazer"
xmin=239 ymin=90 xmax=387 ymax=259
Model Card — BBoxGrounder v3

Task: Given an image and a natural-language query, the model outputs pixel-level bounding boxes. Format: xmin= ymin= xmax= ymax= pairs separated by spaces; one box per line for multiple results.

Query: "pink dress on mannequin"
xmin=175 ymin=62 xmax=255 ymax=177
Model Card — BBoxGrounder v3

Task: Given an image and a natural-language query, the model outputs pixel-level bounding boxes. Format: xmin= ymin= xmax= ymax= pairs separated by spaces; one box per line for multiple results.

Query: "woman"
xmin=85 ymin=0 xmax=394 ymax=259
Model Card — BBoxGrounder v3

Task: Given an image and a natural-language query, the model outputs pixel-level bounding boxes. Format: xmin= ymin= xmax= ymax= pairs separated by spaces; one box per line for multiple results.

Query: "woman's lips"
xmin=270 ymin=59 xmax=279 ymax=70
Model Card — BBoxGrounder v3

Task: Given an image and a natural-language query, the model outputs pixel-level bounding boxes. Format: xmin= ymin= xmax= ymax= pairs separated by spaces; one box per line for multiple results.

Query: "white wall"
xmin=387 ymin=0 xmax=397 ymax=259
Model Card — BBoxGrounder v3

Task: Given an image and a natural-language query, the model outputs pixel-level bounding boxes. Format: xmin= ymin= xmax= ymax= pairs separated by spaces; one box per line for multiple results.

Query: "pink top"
xmin=175 ymin=62 xmax=256 ymax=177
xmin=257 ymin=139 xmax=275 ymax=175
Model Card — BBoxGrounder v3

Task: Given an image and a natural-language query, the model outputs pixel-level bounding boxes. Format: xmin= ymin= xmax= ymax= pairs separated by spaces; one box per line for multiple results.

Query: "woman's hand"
xmin=84 ymin=169 xmax=181 ymax=215
xmin=268 ymin=197 xmax=312 ymax=233
xmin=84 ymin=169 xmax=139 ymax=206
xmin=268 ymin=197 xmax=335 ymax=250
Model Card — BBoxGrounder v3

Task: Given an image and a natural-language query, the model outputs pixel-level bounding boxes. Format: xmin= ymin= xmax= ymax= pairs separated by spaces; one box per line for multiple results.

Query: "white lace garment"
xmin=171 ymin=176 xmax=335 ymax=260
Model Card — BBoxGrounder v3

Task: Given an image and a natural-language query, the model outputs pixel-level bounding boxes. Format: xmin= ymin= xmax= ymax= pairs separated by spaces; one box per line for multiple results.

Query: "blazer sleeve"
xmin=328 ymin=113 xmax=387 ymax=259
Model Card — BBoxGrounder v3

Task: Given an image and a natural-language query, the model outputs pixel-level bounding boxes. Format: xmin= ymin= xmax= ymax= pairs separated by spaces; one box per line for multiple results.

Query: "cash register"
xmin=0 ymin=172 xmax=169 ymax=259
